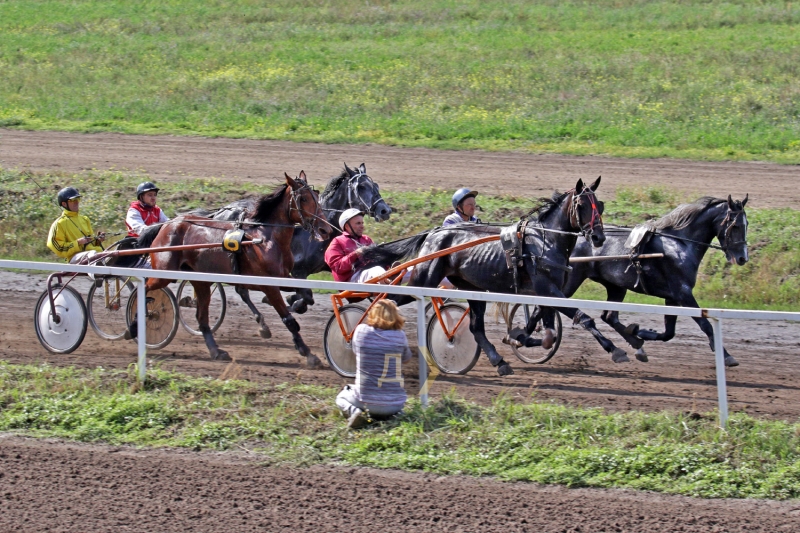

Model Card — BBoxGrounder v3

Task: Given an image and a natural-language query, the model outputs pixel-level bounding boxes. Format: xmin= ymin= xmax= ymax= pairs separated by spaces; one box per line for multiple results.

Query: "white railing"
xmin=3 ymin=258 xmax=800 ymax=428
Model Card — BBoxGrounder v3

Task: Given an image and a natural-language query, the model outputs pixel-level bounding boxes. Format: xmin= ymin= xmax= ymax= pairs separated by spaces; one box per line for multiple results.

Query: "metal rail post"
xmin=136 ymin=276 xmax=147 ymax=384
xmin=710 ymin=317 xmax=729 ymax=428
xmin=417 ymin=297 xmax=428 ymax=407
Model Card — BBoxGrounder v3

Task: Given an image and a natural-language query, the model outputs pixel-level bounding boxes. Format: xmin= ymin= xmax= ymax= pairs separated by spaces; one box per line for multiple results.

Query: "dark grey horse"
xmin=558 ymin=195 xmax=749 ymax=367
xmin=193 ymin=163 xmax=390 ymax=337
xmin=360 ymin=177 xmax=632 ymax=376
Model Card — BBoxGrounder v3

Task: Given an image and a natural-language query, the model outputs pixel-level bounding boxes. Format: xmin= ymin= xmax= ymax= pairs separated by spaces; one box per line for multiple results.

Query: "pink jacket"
xmin=324 ymin=232 xmax=375 ymax=282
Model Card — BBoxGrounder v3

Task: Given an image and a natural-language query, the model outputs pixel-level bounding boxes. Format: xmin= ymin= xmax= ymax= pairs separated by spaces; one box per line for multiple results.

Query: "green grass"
xmin=1 ymin=1 xmax=799 ymax=161
xmin=2 ymin=361 xmax=800 ymax=499
xmin=2 ymin=166 xmax=799 ymax=309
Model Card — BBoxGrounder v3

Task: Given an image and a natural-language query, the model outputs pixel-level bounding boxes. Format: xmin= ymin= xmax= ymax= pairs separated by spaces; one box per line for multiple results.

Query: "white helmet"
xmin=339 ymin=208 xmax=364 ymax=231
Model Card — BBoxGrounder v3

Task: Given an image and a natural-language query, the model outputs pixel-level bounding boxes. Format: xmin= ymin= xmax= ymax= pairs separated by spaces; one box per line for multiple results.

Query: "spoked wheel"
xmin=323 ymin=304 xmax=367 ymax=378
xmin=176 ymin=280 xmax=227 ymax=336
xmin=426 ymin=302 xmax=480 ymax=375
xmin=87 ymin=276 xmax=134 ymax=340
xmin=126 ymin=287 xmax=179 ymax=350
xmin=34 ymin=285 xmax=88 ymax=354
xmin=506 ymin=304 xmax=563 ymax=364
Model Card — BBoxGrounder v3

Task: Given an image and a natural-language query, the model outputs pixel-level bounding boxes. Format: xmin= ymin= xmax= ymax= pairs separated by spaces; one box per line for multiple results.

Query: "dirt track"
xmin=1 ymin=129 xmax=793 ymax=207
xmin=2 ymin=131 xmax=800 ymax=531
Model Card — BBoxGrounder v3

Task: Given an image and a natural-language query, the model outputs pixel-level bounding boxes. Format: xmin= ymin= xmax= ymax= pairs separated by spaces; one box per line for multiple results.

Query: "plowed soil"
xmin=2 ymin=131 xmax=800 ymax=531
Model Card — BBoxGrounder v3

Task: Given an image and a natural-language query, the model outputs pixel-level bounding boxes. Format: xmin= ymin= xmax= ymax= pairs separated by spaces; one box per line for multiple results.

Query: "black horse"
xmin=194 ymin=163 xmax=391 ymax=337
xmin=559 ymin=195 xmax=749 ymax=367
xmin=360 ymin=177 xmax=632 ymax=376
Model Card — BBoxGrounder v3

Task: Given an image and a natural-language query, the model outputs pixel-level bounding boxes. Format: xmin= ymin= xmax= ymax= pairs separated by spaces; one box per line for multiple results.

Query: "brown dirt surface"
xmin=2 ymin=435 xmax=799 ymax=533
xmin=1 ymin=129 xmax=795 ymax=207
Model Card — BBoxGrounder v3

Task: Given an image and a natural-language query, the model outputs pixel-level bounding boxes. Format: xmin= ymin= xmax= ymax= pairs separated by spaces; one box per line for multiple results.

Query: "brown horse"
xmin=136 ymin=172 xmax=333 ymax=367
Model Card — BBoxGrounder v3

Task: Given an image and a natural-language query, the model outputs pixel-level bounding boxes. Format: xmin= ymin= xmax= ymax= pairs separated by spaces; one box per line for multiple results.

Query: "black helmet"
xmin=136 ymin=181 xmax=160 ymax=199
xmin=57 ymin=187 xmax=81 ymax=207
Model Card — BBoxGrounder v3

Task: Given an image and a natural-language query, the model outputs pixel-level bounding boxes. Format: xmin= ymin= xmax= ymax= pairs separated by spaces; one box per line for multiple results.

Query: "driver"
xmin=443 ymin=188 xmax=480 ymax=226
xmin=46 ymin=187 xmax=106 ymax=264
xmin=126 ymin=181 xmax=169 ymax=237
xmin=325 ymin=208 xmax=387 ymax=284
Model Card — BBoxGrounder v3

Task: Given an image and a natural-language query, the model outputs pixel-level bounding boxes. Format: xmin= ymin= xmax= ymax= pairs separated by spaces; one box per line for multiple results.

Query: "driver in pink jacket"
xmin=324 ymin=208 xmax=387 ymax=283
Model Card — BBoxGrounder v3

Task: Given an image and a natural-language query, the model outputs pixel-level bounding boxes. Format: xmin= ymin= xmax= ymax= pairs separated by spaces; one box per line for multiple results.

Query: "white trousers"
xmin=350 ymin=266 xmax=387 ymax=284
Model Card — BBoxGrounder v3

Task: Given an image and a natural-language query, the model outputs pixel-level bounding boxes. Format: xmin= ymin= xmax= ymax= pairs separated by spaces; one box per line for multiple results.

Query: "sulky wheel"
xmin=426 ymin=302 xmax=480 ymax=375
xmin=323 ymin=304 xmax=367 ymax=378
xmin=506 ymin=304 xmax=563 ymax=364
xmin=126 ymin=287 xmax=179 ymax=350
xmin=87 ymin=276 xmax=134 ymax=341
xmin=34 ymin=285 xmax=88 ymax=354
xmin=176 ymin=280 xmax=227 ymax=336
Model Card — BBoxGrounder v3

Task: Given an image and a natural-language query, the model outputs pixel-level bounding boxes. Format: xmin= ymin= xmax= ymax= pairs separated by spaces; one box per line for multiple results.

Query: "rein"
xmin=322 ymin=172 xmax=384 ymax=218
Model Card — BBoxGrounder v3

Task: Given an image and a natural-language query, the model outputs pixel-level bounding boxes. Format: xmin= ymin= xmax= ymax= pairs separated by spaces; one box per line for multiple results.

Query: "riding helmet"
xmin=57 ymin=187 xmax=81 ymax=207
xmin=339 ymin=208 xmax=365 ymax=231
xmin=136 ymin=181 xmax=160 ymax=199
xmin=452 ymin=188 xmax=478 ymax=211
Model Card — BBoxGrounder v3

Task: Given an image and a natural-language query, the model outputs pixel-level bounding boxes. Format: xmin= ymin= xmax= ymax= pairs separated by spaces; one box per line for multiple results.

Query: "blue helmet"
xmin=136 ymin=181 xmax=160 ymax=199
xmin=57 ymin=187 xmax=81 ymax=207
xmin=452 ymin=188 xmax=478 ymax=211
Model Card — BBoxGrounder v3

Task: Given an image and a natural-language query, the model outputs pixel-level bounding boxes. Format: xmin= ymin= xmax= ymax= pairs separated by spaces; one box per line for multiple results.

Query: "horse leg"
xmin=469 ymin=300 xmax=514 ymax=376
xmin=194 ymin=282 xmax=230 ymax=361
xmin=235 ymin=286 xmax=272 ymax=338
xmin=261 ymin=286 xmax=321 ymax=369
xmin=558 ymin=306 xmax=630 ymax=363
xmin=596 ymin=286 xmax=646 ymax=359
xmin=674 ymin=294 xmax=738 ymax=367
xmin=506 ymin=306 xmax=557 ymax=349
xmin=285 ymin=289 xmax=313 ymax=314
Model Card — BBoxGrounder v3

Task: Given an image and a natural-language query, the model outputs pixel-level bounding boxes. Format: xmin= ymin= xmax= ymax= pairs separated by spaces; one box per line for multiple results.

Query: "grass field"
xmin=2 ymin=167 xmax=799 ymax=309
xmin=1 ymin=1 xmax=799 ymax=161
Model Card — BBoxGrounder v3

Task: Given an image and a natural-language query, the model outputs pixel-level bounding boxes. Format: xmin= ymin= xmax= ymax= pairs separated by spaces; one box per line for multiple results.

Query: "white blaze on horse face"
xmin=377 ymin=354 xmax=404 ymax=388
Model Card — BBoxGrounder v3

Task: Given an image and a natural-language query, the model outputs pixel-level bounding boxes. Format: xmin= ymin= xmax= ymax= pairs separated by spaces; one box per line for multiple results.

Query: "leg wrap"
xmin=282 ymin=315 xmax=300 ymax=335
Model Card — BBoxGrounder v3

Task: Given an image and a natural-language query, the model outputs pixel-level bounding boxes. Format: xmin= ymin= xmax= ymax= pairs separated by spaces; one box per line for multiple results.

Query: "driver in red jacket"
xmin=324 ymin=208 xmax=387 ymax=283
xmin=125 ymin=181 xmax=169 ymax=237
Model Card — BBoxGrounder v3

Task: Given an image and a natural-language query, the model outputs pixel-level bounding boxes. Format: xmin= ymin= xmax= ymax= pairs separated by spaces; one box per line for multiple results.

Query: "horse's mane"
xmin=320 ymin=170 xmax=349 ymax=203
xmin=528 ymin=190 xmax=571 ymax=223
xmin=650 ymin=197 xmax=726 ymax=231
xmin=248 ymin=184 xmax=289 ymax=222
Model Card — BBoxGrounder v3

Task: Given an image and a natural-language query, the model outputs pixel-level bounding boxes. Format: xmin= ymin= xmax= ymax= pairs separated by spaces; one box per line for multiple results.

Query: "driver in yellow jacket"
xmin=46 ymin=187 xmax=106 ymax=263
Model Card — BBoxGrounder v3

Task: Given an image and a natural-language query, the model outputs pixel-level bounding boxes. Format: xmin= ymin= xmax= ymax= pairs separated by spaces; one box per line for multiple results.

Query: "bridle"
xmin=323 ymin=172 xmax=384 ymax=220
xmin=719 ymin=208 xmax=748 ymax=250
xmin=569 ymin=186 xmax=603 ymax=240
xmin=288 ymin=181 xmax=328 ymax=239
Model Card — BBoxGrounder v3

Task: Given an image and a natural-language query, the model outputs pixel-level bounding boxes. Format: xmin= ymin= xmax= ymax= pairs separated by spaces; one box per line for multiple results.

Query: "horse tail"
xmin=136 ymin=223 xmax=163 ymax=249
xmin=494 ymin=302 xmax=511 ymax=325
xmin=359 ymin=232 xmax=430 ymax=269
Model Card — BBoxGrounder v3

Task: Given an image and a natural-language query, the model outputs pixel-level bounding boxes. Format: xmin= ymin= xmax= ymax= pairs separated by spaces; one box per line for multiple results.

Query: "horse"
xmin=359 ymin=177 xmax=631 ymax=376
xmin=135 ymin=172 xmax=333 ymax=366
xmin=558 ymin=195 xmax=749 ymax=367
xmin=193 ymin=163 xmax=390 ymax=337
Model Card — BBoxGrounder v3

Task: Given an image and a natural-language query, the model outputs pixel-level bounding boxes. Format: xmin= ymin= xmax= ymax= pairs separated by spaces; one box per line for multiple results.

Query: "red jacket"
xmin=324 ymin=232 xmax=375 ymax=282
xmin=126 ymin=201 xmax=167 ymax=237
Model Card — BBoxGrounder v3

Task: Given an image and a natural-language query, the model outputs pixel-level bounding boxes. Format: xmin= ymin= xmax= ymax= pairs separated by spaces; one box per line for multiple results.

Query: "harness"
xmin=621 ymin=207 xmax=747 ymax=294
xmin=499 ymin=186 xmax=601 ymax=293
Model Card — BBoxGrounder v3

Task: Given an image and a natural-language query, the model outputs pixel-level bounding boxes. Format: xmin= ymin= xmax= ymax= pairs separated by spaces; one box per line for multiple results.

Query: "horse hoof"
xmin=725 ymin=355 xmax=739 ymax=367
xmin=259 ymin=326 xmax=272 ymax=339
xmin=635 ymin=348 xmax=648 ymax=363
xmin=306 ymin=353 xmax=323 ymax=369
xmin=497 ymin=362 xmax=515 ymax=376
xmin=542 ymin=329 xmax=556 ymax=350
xmin=290 ymin=300 xmax=308 ymax=314
xmin=612 ymin=348 xmax=630 ymax=363
xmin=624 ymin=323 xmax=640 ymax=336
xmin=212 ymin=349 xmax=231 ymax=361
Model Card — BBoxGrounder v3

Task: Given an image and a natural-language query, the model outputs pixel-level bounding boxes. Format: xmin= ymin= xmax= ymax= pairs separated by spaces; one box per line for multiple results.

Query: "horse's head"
xmin=286 ymin=171 xmax=333 ymax=241
xmin=344 ymin=163 xmax=392 ymax=222
xmin=719 ymin=194 xmax=749 ymax=266
xmin=570 ymin=176 xmax=606 ymax=247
